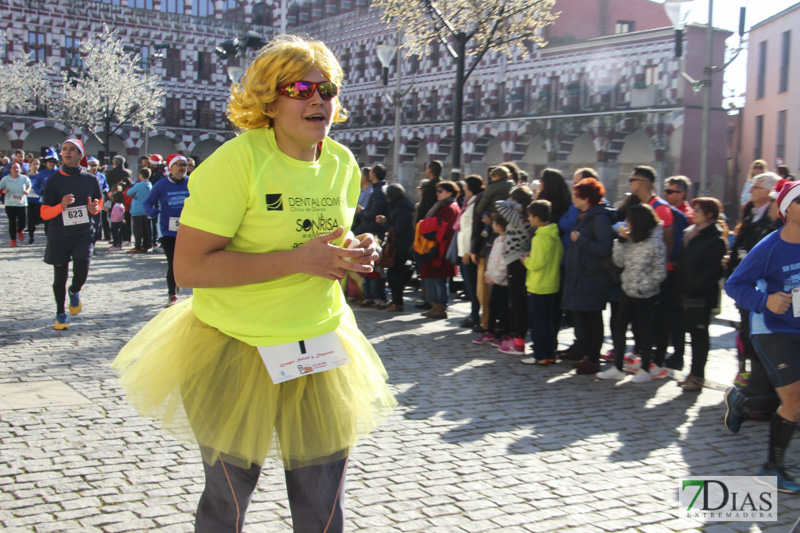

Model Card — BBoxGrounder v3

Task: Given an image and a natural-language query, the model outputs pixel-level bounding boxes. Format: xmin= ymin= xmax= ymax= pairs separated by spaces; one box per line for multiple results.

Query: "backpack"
xmin=651 ymin=198 xmax=689 ymax=263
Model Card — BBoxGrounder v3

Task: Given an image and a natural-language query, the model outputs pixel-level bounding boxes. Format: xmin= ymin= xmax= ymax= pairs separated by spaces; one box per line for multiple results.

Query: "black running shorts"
xmin=752 ymin=333 xmax=800 ymax=388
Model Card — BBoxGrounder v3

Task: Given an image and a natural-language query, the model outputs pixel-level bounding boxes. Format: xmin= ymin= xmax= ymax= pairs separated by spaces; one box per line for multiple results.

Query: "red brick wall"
xmin=548 ymin=0 xmax=672 ymax=44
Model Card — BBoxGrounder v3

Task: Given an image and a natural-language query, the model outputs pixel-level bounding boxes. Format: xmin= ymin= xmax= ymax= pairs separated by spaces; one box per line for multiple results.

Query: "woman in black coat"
xmin=676 ymin=197 xmax=728 ymax=391
xmin=377 ymin=183 xmax=415 ymax=311
xmin=562 ymin=178 xmax=615 ymax=375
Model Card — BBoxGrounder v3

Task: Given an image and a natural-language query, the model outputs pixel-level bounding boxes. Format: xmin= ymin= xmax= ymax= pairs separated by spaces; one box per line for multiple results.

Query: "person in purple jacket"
xmin=144 ymin=154 xmax=190 ymax=307
xmin=725 ymin=181 xmax=800 ymax=494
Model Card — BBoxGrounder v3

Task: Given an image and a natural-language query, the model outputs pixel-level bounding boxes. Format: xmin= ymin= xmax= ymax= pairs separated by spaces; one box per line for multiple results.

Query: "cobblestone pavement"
xmin=1 ymin=218 xmax=799 ymax=532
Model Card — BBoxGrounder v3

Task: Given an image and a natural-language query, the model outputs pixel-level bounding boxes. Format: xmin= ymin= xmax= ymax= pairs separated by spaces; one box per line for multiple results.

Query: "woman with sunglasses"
xmin=112 ymin=35 xmax=396 ymax=532
xmin=418 ymin=180 xmax=461 ymax=319
xmin=725 ymin=181 xmax=800 ymax=493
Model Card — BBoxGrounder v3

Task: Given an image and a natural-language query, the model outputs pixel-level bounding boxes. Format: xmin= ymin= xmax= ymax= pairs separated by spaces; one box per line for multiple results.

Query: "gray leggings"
xmin=195 ymin=450 xmax=347 ymax=533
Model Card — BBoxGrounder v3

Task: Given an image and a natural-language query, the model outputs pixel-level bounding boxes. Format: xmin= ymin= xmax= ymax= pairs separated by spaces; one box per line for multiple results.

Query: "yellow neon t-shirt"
xmin=179 ymin=127 xmax=360 ymax=346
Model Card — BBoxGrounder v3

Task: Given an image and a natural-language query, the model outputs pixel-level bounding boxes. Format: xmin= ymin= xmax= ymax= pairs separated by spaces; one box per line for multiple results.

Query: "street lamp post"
xmin=664 ymin=0 xmax=745 ymax=196
xmin=377 ymin=31 xmax=417 ymax=183
xmin=215 ymin=31 xmax=266 ymax=84
xmin=376 ymin=42 xmax=401 ymax=182
xmin=422 ymin=0 xmax=468 ymax=180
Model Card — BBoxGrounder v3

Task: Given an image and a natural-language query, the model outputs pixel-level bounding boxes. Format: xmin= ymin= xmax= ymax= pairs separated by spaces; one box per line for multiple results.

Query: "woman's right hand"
xmin=766 ymin=292 xmax=792 ymax=315
xmin=295 ymin=226 xmax=374 ymax=280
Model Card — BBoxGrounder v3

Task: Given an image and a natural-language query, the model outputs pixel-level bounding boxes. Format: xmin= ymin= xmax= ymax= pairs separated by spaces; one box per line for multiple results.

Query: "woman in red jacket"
xmin=418 ymin=180 xmax=461 ymax=319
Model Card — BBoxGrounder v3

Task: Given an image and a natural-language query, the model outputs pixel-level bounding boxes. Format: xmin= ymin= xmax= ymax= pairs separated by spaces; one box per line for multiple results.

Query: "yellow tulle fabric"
xmin=111 ymin=299 xmax=396 ymax=470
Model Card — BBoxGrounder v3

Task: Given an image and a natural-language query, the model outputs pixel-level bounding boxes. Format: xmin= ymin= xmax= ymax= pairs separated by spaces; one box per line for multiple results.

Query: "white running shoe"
xmin=649 ymin=364 xmax=667 ymax=379
xmin=631 ymin=369 xmax=652 ymax=383
xmin=624 ymin=359 xmax=642 ymax=373
xmin=596 ymin=366 xmax=626 ymax=380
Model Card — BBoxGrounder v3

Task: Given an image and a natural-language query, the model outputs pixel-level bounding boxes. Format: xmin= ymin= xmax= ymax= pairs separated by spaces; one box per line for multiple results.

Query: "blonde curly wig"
xmin=227 ymin=34 xmax=348 ymax=131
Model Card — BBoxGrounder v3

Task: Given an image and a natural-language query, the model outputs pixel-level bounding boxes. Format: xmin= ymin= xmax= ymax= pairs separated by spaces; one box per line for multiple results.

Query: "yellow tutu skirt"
xmin=111 ymin=299 xmax=396 ymax=470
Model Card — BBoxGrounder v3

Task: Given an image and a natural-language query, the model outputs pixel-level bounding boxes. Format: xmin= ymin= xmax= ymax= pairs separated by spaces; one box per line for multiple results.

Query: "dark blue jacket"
xmin=29 ymin=167 xmax=58 ymax=202
xmin=561 ymin=203 xmax=615 ymax=311
xmin=385 ymin=194 xmax=415 ymax=256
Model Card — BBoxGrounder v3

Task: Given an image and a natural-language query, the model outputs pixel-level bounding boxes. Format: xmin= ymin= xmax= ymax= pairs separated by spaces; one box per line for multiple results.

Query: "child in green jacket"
xmin=521 ymin=200 xmax=564 ymax=365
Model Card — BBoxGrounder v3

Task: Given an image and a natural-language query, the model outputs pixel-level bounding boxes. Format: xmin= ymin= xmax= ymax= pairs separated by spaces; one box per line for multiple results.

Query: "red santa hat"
xmin=167 ymin=154 xmax=188 ymax=169
xmin=776 ymin=180 xmax=800 ymax=223
xmin=62 ymin=138 xmax=88 ymax=168
xmin=148 ymin=154 xmax=164 ymax=166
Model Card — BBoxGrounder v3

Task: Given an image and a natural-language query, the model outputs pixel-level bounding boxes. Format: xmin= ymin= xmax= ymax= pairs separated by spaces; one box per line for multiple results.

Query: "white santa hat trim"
xmin=167 ymin=154 xmax=188 ymax=169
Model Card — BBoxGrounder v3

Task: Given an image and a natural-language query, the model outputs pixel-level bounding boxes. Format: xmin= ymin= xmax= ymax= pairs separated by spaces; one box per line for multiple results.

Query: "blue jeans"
xmin=362 ymin=276 xmax=385 ymax=301
xmin=461 ymin=261 xmax=480 ymax=321
xmin=424 ymin=277 xmax=448 ymax=305
xmin=111 ymin=222 xmax=123 ymax=247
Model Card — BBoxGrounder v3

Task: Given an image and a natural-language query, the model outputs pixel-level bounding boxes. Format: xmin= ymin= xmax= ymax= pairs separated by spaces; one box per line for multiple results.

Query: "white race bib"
xmin=61 ymin=205 xmax=90 ymax=226
xmin=26 ymin=190 xmax=39 ymax=199
xmin=256 ymin=330 xmax=350 ymax=385
xmin=793 ymin=287 xmax=800 ymax=319
xmin=8 ymin=193 xmax=23 ymax=204
xmin=168 ymin=217 xmax=180 ymax=232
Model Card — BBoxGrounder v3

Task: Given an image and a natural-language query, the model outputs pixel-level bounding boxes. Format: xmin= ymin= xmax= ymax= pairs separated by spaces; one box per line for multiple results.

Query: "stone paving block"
xmin=55 ymin=506 xmax=102 ymax=522
xmin=1 ymin=496 xmax=45 ymax=510
xmin=103 ymin=518 xmax=158 ymax=532
xmin=34 ymin=520 xmax=85 ymax=532
xmin=4 ymin=514 xmax=56 ymax=528
xmin=78 ymin=510 xmax=139 ymax=528
xmin=152 ymin=525 xmax=196 ymax=533
xmin=393 ymin=518 xmax=435 ymax=532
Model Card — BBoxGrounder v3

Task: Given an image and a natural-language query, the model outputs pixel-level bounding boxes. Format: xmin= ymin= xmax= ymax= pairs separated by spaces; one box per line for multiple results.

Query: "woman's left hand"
xmin=345 ymin=232 xmax=379 ymax=266
xmin=570 ymin=231 xmax=580 ymax=242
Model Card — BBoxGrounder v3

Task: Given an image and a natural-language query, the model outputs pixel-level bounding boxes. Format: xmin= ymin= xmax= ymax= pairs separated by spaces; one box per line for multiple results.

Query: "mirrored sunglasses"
xmin=663 ymin=189 xmax=681 ymax=195
xmin=277 ymin=81 xmax=339 ymax=100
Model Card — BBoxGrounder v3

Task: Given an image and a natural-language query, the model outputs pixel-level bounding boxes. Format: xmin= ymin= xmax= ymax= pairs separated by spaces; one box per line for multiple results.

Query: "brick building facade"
xmin=0 ymin=0 xmax=731 ymax=202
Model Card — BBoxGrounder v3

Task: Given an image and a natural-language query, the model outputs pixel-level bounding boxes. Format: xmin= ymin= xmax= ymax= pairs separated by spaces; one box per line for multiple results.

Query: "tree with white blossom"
xmin=50 ymin=27 xmax=165 ymax=165
xmin=0 ymin=33 xmax=54 ymax=114
xmin=371 ymin=0 xmax=559 ymax=177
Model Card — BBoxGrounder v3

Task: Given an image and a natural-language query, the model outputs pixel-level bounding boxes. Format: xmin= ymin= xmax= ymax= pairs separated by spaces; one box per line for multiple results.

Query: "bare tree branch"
xmin=374 ymin=0 xmax=559 ymax=60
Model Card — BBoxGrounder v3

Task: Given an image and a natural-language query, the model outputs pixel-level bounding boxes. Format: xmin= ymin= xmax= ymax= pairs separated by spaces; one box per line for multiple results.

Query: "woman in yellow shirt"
xmin=113 ymin=35 xmax=396 ymax=532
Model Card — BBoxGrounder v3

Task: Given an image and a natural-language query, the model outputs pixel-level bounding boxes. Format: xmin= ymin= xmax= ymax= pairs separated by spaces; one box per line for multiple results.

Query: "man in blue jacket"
xmin=354 ymin=164 xmax=388 ymax=239
xmin=144 ymin=154 xmax=189 ymax=307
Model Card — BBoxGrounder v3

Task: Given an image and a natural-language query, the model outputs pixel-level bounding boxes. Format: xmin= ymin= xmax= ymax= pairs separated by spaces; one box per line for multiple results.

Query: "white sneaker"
xmin=631 ymin=369 xmax=652 ymax=383
xmin=596 ymin=366 xmax=625 ymax=380
xmin=624 ymin=359 xmax=642 ymax=373
xmin=649 ymin=364 xmax=667 ymax=379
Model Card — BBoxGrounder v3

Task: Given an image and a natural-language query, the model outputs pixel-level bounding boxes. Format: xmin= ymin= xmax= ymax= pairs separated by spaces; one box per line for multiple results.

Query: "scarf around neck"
xmin=425 ymin=195 xmax=455 ymax=219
